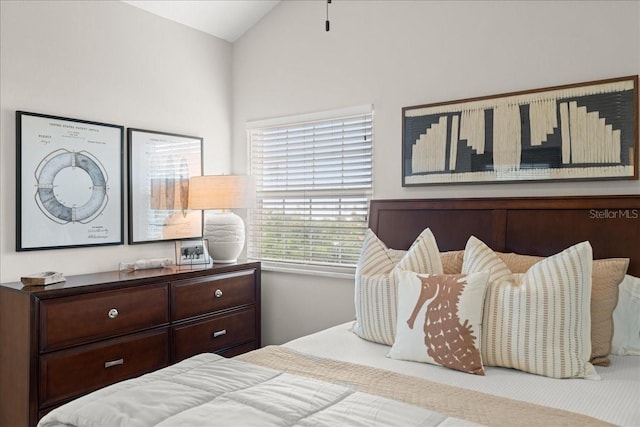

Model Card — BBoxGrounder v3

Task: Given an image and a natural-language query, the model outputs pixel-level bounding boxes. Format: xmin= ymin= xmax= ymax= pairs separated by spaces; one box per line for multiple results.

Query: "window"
xmin=247 ymin=105 xmax=373 ymax=277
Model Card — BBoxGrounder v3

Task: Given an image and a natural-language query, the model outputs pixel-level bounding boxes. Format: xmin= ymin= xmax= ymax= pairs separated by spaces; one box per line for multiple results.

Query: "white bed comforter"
xmin=285 ymin=322 xmax=640 ymax=427
xmin=37 ymin=353 xmax=473 ymax=427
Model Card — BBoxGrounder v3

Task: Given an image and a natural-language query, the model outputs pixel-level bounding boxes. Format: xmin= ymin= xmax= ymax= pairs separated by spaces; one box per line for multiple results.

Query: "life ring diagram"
xmin=34 ymin=149 xmax=109 ymax=224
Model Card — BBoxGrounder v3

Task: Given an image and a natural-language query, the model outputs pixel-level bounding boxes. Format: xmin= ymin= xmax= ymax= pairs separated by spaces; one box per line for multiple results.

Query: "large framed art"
xmin=16 ymin=111 xmax=124 ymax=251
xmin=402 ymin=75 xmax=638 ymax=186
xmin=128 ymin=128 xmax=203 ymax=244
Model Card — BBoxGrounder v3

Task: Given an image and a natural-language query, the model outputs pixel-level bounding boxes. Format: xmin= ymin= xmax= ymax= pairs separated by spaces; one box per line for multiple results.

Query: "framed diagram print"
xmin=402 ymin=75 xmax=638 ymax=186
xmin=16 ymin=111 xmax=124 ymax=251
xmin=128 ymin=128 xmax=203 ymax=244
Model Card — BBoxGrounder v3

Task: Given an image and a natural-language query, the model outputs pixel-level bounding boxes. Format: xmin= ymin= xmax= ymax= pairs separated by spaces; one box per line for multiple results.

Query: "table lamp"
xmin=188 ymin=175 xmax=255 ymax=263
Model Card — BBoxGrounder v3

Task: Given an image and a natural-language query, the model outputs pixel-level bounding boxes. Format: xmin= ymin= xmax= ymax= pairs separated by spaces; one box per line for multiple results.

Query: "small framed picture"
xmin=175 ymin=238 xmax=210 ymax=266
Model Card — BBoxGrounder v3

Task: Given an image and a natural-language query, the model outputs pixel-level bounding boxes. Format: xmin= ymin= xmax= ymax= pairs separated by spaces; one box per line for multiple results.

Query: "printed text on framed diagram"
xmin=402 ymin=75 xmax=638 ymax=186
xmin=16 ymin=111 xmax=124 ymax=250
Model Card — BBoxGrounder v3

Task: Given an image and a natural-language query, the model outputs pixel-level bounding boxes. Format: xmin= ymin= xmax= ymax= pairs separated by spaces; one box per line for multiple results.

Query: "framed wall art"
xmin=128 ymin=128 xmax=203 ymax=244
xmin=16 ymin=111 xmax=124 ymax=251
xmin=402 ymin=75 xmax=638 ymax=186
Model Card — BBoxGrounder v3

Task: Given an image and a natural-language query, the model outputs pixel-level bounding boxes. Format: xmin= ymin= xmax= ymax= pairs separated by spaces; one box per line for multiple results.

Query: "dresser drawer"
xmin=39 ymin=328 xmax=169 ymax=408
xmin=218 ymin=342 xmax=258 ymax=358
xmin=40 ymin=283 xmax=169 ymax=352
xmin=171 ymin=270 xmax=256 ymax=321
xmin=172 ymin=307 xmax=256 ymax=361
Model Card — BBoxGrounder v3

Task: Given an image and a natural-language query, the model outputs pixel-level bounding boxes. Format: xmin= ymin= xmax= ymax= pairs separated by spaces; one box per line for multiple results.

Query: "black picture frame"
xmin=402 ymin=75 xmax=639 ymax=186
xmin=128 ymin=128 xmax=203 ymax=244
xmin=16 ymin=111 xmax=124 ymax=251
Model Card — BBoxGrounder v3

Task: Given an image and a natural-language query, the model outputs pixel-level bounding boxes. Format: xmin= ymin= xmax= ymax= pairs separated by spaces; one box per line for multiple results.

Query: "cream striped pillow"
xmin=462 ymin=236 xmax=514 ymax=285
xmin=353 ymin=228 xmax=443 ymax=345
xmin=463 ymin=236 xmax=597 ymax=379
xmin=352 ymin=229 xmax=398 ymax=344
xmin=496 ymin=252 xmax=629 ymax=366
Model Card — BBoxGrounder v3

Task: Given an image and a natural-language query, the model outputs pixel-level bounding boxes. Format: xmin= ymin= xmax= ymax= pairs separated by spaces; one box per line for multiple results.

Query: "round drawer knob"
xmin=108 ymin=308 xmax=119 ymax=319
xmin=214 ymin=289 xmax=223 ymax=298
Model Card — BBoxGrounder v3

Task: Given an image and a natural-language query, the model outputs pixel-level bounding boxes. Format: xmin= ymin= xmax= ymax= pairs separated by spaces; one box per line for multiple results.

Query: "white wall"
xmin=0 ymin=1 xmax=232 ymax=282
xmin=232 ymin=0 xmax=640 ymax=345
xmin=1 ymin=0 xmax=638 ymax=347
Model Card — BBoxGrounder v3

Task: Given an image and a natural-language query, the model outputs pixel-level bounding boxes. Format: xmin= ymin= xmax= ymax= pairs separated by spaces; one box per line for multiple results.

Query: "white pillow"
xmin=463 ymin=236 xmax=598 ymax=379
xmin=388 ymin=271 xmax=490 ymax=375
xmin=352 ymin=228 xmax=443 ymax=345
xmin=611 ymin=274 xmax=640 ymax=356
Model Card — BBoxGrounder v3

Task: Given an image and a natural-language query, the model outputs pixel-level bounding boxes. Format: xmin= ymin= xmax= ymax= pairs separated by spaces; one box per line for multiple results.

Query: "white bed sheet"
xmin=284 ymin=322 xmax=640 ymax=427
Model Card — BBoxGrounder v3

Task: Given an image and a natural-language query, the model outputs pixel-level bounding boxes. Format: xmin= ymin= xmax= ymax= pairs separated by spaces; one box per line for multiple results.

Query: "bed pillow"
xmin=388 ymin=271 xmax=489 ymax=375
xmin=388 ymin=248 xmax=408 ymax=263
xmin=352 ymin=228 xmax=443 ymax=345
xmin=352 ymin=229 xmax=398 ymax=344
xmin=463 ymin=236 xmax=598 ymax=379
xmin=366 ymin=249 xmax=463 ymax=274
xmin=441 ymin=250 xmax=465 ymax=274
xmin=461 ymin=236 xmax=515 ymax=285
xmin=611 ymin=274 xmax=640 ymax=356
xmin=497 ymin=252 xmax=629 ymax=366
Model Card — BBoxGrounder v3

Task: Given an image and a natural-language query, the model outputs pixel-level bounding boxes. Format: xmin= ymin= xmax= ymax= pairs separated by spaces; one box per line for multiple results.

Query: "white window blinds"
xmin=247 ymin=105 xmax=373 ymax=273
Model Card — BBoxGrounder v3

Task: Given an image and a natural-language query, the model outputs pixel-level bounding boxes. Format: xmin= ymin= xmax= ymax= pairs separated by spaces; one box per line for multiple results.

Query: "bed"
xmin=38 ymin=195 xmax=640 ymax=426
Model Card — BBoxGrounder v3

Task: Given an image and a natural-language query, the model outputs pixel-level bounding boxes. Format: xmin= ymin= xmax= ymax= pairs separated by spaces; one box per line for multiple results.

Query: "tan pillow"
xmin=464 ymin=236 xmax=597 ymax=379
xmin=497 ymin=252 xmax=629 ymax=366
xmin=385 ymin=250 xmax=464 ymax=274
xmin=441 ymin=250 xmax=464 ymax=274
xmin=388 ymin=271 xmax=490 ymax=375
xmin=353 ymin=228 xmax=443 ymax=345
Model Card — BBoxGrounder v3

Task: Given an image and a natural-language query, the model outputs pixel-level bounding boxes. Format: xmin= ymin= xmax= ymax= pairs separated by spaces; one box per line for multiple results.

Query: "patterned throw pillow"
xmin=463 ymin=236 xmax=597 ymax=379
xmin=352 ymin=228 xmax=443 ymax=345
xmin=496 ymin=252 xmax=629 ymax=366
xmin=388 ymin=271 xmax=490 ymax=375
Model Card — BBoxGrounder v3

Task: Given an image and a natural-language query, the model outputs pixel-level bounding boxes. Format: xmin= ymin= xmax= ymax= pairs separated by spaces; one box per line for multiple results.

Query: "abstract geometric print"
xmin=402 ymin=76 xmax=638 ymax=185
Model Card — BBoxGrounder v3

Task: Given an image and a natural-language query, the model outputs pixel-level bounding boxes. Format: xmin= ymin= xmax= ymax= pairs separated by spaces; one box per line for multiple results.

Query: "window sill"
xmin=252 ymin=260 xmax=355 ymax=280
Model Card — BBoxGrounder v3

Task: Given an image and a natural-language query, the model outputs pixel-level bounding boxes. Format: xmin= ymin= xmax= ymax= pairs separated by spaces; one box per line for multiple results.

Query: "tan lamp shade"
xmin=188 ymin=175 xmax=255 ymax=210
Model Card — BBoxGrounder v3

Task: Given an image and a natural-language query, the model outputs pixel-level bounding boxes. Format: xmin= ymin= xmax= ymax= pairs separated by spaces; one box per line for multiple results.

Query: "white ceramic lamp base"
xmin=203 ymin=211 xmax=245 ymax=263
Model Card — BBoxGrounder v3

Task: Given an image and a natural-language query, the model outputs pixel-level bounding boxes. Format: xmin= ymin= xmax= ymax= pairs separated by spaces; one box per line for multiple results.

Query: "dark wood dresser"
xmin=0 ymin=261 xmax=261 ymax=427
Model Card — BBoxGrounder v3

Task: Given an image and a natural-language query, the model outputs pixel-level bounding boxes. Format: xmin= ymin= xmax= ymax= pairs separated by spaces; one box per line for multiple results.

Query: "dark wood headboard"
xmin=369 ymin=195 xmax=640 ymax=277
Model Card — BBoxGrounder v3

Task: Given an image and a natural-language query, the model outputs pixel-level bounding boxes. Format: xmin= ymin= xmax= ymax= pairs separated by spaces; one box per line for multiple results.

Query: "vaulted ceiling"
xmin=122 ymin=1 xmax=280 ymax=42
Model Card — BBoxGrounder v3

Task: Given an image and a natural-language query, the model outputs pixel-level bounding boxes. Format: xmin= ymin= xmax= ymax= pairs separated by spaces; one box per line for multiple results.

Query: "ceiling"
xmin=122 ymin=1 xmax=281 ymax=43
